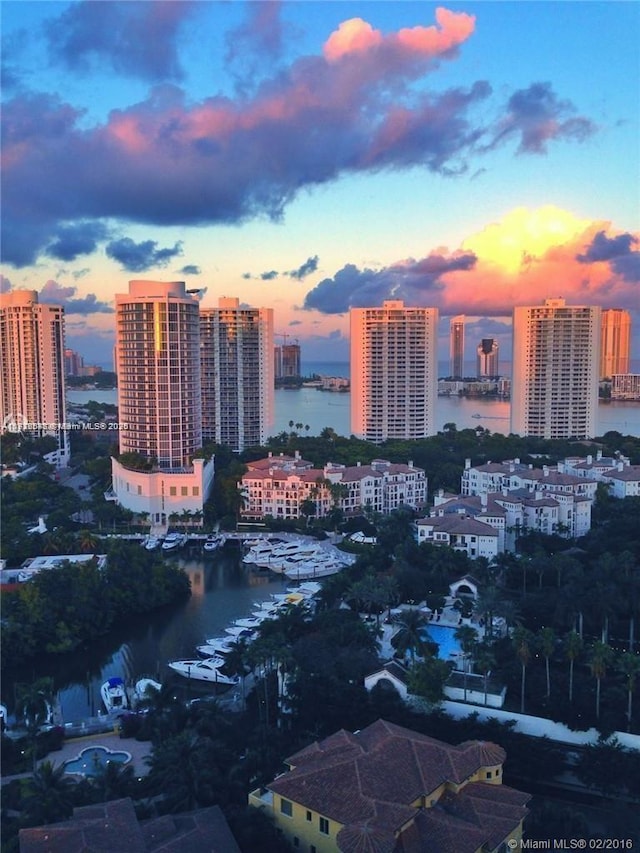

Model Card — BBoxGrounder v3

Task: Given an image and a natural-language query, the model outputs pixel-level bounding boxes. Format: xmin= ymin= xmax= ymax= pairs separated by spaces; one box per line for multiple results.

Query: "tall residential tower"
xmin=477 ymin=338 xmax=499 ymax=379
xmin=511 ymin=298 xmax=600 ymax=439
xmin=350 ymin=300 xmax=438 ymax=442
xmin=111 ymin=280 xmax=213 ymax=525
xmin=600 ymin=308 xmax=631 ymax=379
xmin=200 ymin=297 xmax=274 ymax=451
xmin=449 ymin=315 xmax=465 ymax=379
xmin=0 ymin=290 xmax=69 ymax=467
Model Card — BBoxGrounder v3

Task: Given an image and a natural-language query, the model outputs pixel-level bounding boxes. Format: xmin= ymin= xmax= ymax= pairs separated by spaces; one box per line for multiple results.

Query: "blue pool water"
xmin=422 ymin=626 xmax=462 ymax=660
xmin=63 ymin=745 xmax=131 ymax=777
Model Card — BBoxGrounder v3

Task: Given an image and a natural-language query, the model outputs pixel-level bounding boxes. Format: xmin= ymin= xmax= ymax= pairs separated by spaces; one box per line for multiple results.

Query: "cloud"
xmin=2 ymin=9 xmax=597 ymax=267
xmin=304 ymin=207 xmax=640 ymax=316
xmin=45 ymin=1 xmax=198 ymax=82
xmin=105 ymin=238 xmax=183 ymax=272
xmin=260 ymin=270 xmax=279 ymax=281
xmin=289 ymin=320 xmax=302 ymax=326
xmin=45 ymin=222 xmax=110 ymax=261
xmin=179 ymin=264 xmax=201 ymax=275
xmin=225 ymin=1 xmax=286 ymax=91
xmin=303 ymin=251 xmax=476 ymax=313
xmin=288 ymin=255 xmax=319 ymax=280
xmin=1 ymin=275 xmax=12 ymax=293
xmin=73 ymin=268 xmax=91 ymax=280
xmin=39 ymin=279 xmax=113 ymax=314
xmin=489 ymin=82 xmax=596 ymax=154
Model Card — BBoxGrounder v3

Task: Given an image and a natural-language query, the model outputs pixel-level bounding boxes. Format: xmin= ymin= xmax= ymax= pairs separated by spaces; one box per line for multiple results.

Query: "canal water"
xmin=1 ymin=545 xmax=293 ymax=723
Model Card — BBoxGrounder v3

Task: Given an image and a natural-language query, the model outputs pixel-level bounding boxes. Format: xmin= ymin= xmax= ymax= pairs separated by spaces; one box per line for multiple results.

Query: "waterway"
xmin=1 ymin=545 xmax=293 ymax=724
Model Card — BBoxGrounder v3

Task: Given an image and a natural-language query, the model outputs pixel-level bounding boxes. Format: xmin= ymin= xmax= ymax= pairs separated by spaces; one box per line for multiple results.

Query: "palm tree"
xmin=474 ymin=642 xmax=496 ymax=706
xmin=538 ymin=626 xmax=556 ymax=699
xmin=616 ymin=651 xmax=640 ymax=732
xmin=391 ymin=609 xmax=430 ymax=663
xmin=23 ymin=760 xmax=75 ymax=825
xmin=454 ymin=625 xmax=478 ymax=702
xmin=589 ymin=641 xmax=614 ymax=722
xmin=564 ymin=630 xmax=583 ymax=704
xmin=16 ymin=677 xmax=55 ymax=771
xmin=512 ymin=627 xmax=534 ymax=714
xmin=224 ymin=637 xmax=252 ymax=710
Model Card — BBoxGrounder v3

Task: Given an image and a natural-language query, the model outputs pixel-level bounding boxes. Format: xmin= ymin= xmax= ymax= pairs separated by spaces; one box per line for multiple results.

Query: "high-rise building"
xmin=200 ymin=297 xmax=274 ymax=451
xmin=600 ymin=308 xmax=631 ymax=379
xmin=511 ymin=298 xmax=600 ymax=439
xmin=0 ymin=290 xmax=69 ymax=467
xmin=350 ymin=300 xmax=438 ymax=442
xmin=111 ymin=280 xmax=213 ymax=524
xmin=64 ymin=348 xmax=84 ymax=377
xmin=477 ymin=338 xmax=499 ymax=379
xmin=449 ymin=315 xmax=465 ymax=379
xmin=274 ymin=343 xmax=301 ymax=379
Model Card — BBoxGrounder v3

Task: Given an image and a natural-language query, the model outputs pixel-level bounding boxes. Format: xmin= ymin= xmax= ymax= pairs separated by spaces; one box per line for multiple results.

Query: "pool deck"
xmin=42 ymin=731 xmax=153 ymax=778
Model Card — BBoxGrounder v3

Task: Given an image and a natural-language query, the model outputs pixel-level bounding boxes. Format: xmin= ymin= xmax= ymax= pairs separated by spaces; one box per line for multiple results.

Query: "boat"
xmin=201 ymin=635 xmax=238 ymax=654
xmin=233 ymin=614 xmax=271 ymax=630
xmin=203 ymin=534 xmax=224 ymax=552
xmin=168 ymin=658 xmax=238 ymax=684
xmin=134 ymin=678 xmax=161 ymax=701
xmin=100 ymin=677 xmax=129 ymax=714
xmin=162 ymin=532 xmax=187 ymax=551
xmin=0 ymin=704 xmax=7 ymax=730
xmin=145 ymin=536 xmax=162 ymax=551
xmin=224 ymin=625 xmax=257 ymax=639
xmin=284 ymin=561 xmax=344 ymax=580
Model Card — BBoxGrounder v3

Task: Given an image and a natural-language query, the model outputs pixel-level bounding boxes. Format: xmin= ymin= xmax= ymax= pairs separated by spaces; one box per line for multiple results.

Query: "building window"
xmin=486 ymin=771 xmax=492 ymax=779
xmin=192 ymin=487 xmax=199 ymax=496
xmin=170 ymin=486 xmax=177 ymax=496
xmin=181 ymin=486 xmax=188 ymax=496
xmin=306 ymin=811 xmax=312 ymax=822
xmin=280 ymin=798 xmax=293 ymax=817
xmin=319 ymin=816 xmax=329 ymax=835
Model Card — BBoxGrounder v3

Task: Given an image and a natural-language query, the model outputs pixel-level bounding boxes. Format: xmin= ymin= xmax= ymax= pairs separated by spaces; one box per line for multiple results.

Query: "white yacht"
xmin=162 ymin=532 xmax=187 ymax=551
xmin=168 ymin=658 xmax=239 ymax=685
xmin=101 ymin=677 xmax=129 ymax=713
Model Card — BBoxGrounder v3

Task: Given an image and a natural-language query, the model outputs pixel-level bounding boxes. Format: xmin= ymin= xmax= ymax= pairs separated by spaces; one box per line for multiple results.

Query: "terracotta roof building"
xmin=249 ymin=719 xmax=530 ymax=853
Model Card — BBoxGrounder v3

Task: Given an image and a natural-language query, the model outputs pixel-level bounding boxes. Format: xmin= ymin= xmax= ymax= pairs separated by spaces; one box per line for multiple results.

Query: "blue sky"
xmin=1 ymin=1 xmax=638 ymax=366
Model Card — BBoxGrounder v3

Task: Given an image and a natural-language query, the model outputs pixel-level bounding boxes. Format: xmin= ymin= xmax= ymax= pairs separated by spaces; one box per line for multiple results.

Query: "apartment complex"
xmin=249 ymin=719 xmax=529 ymax=853
xmin=350 ymin=300 xmax=438 ymax=442
xmin=111 ymin=281 xmax=213 ymax=523
xmin=201 ymin=297 xmax=274 ymax=451
xmin=600 ymin=308 xmax=631 ymax=379
xmin=449 ymin=314 xmax=465 ymax=378
xmin=511 ymin=298 xmax=600 ymax=439
xmin=611 ymin=373 xmax=640 ymax=401
xmin=0 ymin=290 xmax=69 ymax=467
xmin=476 ymin=337 xmax=499 ymax=379
xmin=274 ymin=343 xmax=301 ymax=379
xmin=239 ymin=453 xmax=426 ymax=521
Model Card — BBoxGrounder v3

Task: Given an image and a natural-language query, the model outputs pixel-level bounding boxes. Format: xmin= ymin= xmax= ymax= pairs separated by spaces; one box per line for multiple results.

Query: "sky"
xmin=1 ymin=1 xmax=639 ymax=368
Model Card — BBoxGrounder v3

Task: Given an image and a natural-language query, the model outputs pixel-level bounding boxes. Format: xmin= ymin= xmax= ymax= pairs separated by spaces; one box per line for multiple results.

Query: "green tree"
xmin=474 ymin=642 xmax=496 ymax=706
xmin=616 ymin=651 xmax=640 ymax=732
xmin=538 ymin=626 xmax=556 ymax=699
xmin=589 ymin=641 xmax=614 ymax=722
xmin=16 ymin=677 xmax=55 ymax=771
xmin=391 ymin=609 xmax=430 ymax=662
xmin=23 ymin=760 xmax=76 ymax=825
xmin=564 ymin=630 xmax=583 ymax=704
xmin=454 ymin=624 xmax=478 ymax=702
xmin=512 ymin=627 xmax=534 ymax=714
xmin=407 ymin=657 xmax=453 ymax=705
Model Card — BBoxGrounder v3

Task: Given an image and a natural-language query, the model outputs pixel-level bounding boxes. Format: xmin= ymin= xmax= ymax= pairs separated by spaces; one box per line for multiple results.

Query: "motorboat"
xmin=0 ymin=704 xmax=7 ymax=730
xmin=224 ymin=625 xmax=256 ymax=639
xmin=168 ymin=658 xmax=238 ymax=685
xmin=101 ymin=677 xmax=129 ymax=714
xmin=234 ymin=614 xmax=271 ymax=630
xmin=162 ymin=532 xmax=187 ymax=551
xmin=134 ymin=678 xmax=161 ymax=701
xmin=203 ymin=534 xmax=224 ymax=552
xmin=284 ymin=562 xmax=344 ymax=580
xmin=145 ymin=536 xmax=162 ymax=551
xmin=201 ymin=636 xmax=238 ymax=654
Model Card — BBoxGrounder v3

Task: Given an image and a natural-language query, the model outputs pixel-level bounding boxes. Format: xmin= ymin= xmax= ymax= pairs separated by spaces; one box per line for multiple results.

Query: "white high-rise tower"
xmin=111 ymin=280 xmax=213 ymax=525
xmin=511 ymin=298 xmax=600 ymax=439
xmin=0 ymin=290 xmax=69 ymax=467
xmin=350 ymin=300 xmax=438 ymax=442
xmin=600 ymin=308 xmax=631 ymax=379
xmin=200 ymin=297 xmax=274 ymax=451
xmin=449 ymin=315 xmax=465 ymax=379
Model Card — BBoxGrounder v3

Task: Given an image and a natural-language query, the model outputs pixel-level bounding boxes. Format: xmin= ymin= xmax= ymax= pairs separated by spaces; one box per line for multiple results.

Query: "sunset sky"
xmin=2 ymin=1 xmax=639 ymax=367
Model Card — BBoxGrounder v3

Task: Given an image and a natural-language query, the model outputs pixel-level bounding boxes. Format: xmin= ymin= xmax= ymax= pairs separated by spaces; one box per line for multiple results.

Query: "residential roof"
xmin=19 ymin=799 xmax=240 ymax=853
xmin=269 ymin=720 xmax=527 ymax=853
xmin=605 ymin=466 xmax=640 ymax=482
xmin=417 ymin=515 xmax=499 ymax=538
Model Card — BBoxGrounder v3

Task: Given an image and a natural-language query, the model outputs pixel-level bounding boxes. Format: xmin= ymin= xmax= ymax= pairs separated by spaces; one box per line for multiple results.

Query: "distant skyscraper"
xmin=111 ymin=280 xmax=213 ymax=524
xmin=64 ymin=348 xmax=84 ymax=377
xmin=600 ymin=308 xmax=631 ymax=379
xmin=274 ymin=343 xmax=301 ymax=379
xmin=511 ymin=298 xmax=600 ymax=439
xmin=476 ymin=338 xmax=499 ymax=379
xmin=200 ymin=297 xmax=274 ymax=451
xmin=449 ymin=315 xmax=465 ymax=379
xmin=350 ymin=300 xmax=438 ymax=442
xmin=0 ymin=290 xmax=69 ymax=467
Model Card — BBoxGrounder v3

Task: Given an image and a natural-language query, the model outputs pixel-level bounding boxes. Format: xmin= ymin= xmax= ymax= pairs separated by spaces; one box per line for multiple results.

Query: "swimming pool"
xmin=63 ymin=745 xmax=131 ymax=777
xmin=422 ymin=626 xmax=462 ymax=660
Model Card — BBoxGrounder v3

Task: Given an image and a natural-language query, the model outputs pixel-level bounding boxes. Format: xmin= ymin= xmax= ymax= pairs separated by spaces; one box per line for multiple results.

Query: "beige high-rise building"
xmin=350 ymin=300 xmax=438 ymax=442
xmin=600 ymin=308 xmax=631 ymax=379
xmin=477 ymin=338 xmax=499 ymax=379
xmin=511 ymin=298 xmax=601 ymax=439
xmin=111 ymin=280 xmax=213 ymax=525
xmin=200 ymin=297 xmax=274 ymax=451
xmin=0 ymin=290 xmax=69 ymax=467
xmin=449 ymin=315 xmax=465 ymax=379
